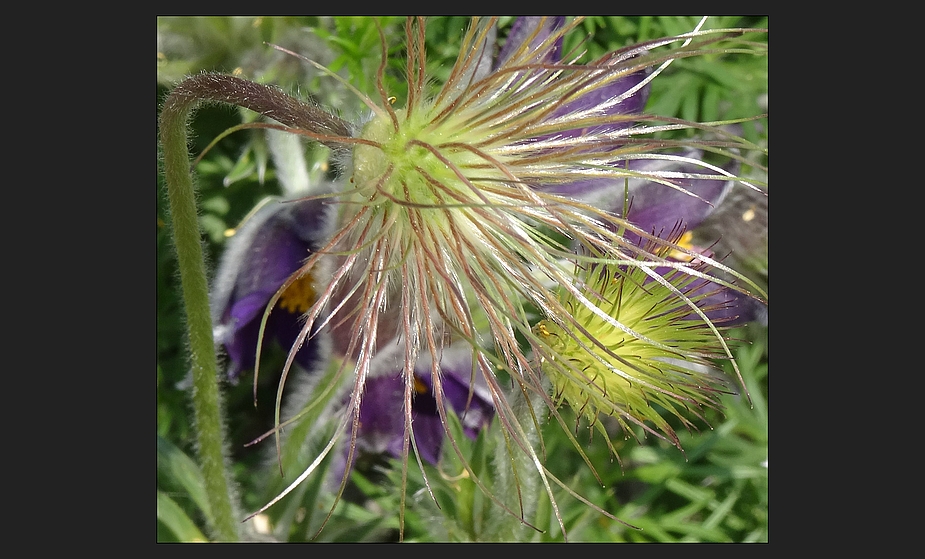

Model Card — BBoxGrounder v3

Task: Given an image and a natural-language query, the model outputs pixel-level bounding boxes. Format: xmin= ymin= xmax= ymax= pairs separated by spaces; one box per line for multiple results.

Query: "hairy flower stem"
xmin=160 ymin=87 xmax=241 ymax=542
xmin=159 ymin=75 xmax=352 ymax=541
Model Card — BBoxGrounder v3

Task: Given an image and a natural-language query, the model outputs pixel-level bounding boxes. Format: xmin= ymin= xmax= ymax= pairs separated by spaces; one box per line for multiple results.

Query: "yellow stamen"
xmin=668 ymin=231 xmax=695 ymax=261
xmin=278 ymin=274 xmax=316 ymax=314
xmin=413 ymin=375 xmax=429 ymax=395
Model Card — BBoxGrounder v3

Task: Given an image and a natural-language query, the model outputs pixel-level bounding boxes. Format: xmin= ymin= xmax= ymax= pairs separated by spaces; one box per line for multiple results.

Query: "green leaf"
xmin=157 ymin=490 xmax=209 ymax=542
xmin=156 ymin=435 xmax=212 ymax=526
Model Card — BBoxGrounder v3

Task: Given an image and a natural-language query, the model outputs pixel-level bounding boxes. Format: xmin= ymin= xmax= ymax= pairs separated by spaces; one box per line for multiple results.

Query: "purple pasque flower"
xmin=495 ymin=17 xmax=564 ymax=68
xmin=474 ymin=17 xmax=652 ymax=153
xmin=210 ymin=194 xmax=335 ymax=381
xmin=531 ymin=147 xmax=761 ymax=447
xmin=337 ymin=346 xmax=494 ymax=475
xmin=484 ymin=19 xmax=759 ymax=326
xmin=616 ymin=152 xmax=764 ymax=326
xmin=209 ymin=189 xmax=496 ymax=469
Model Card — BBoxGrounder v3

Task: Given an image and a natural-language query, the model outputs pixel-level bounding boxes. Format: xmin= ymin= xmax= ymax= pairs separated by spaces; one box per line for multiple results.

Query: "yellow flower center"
xmin=667 ymin=230 xmax=696 ymax=261
xmin=278 ymin=273 xmax=316 ymax=314
xmin=413 ymin=375 xmax=429 ymax=395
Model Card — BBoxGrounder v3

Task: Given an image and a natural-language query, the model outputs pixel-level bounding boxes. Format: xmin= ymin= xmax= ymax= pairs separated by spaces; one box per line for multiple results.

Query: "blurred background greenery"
xmin=157 ymin=16 xmax=767 ymax=542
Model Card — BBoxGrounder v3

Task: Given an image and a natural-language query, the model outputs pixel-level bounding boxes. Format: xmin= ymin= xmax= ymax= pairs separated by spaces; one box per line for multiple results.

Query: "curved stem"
xmin=159 ymin=81 xmax=239 ymax=542
xmin=159 ymin=73 xmax=352 ymax=541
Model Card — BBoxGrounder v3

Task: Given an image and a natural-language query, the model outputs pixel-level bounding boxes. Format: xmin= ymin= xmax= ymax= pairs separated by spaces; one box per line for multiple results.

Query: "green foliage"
xmin=156 ymin=16 xmax=768 ymax=542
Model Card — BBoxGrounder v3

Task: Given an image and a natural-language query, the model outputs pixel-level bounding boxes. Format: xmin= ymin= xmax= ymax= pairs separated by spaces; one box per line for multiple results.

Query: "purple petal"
xmin=696 ymin=286 xmax=762 ymax=326
xmin=354 ymin=374 xmax=409 ymax=458
xmin=548 ymin=64 xmax=651 ymax=141
xmin=668 ymin=272 xmax=761 ymax=326
xmin=433 ymin=368 xmax=494 ymax=440
xmin=549 ymin=150 xmax=734 ymax=239
xmin=495 ymin=16 xmax=565 ymax=68
xmin=346 ymin=373 xmax=446 ymax=466
xmin=464 ymin=19 xmax=498 ymax=85
xmin=622 ymin=160 xmax=735 ymax=245
xmin=342 ymin=348 xmax=495 ymax=473
xmin=219 ymin=302 xmax=326 ymax=379
xmin=210 ymin=196 xmax=334 ymax=379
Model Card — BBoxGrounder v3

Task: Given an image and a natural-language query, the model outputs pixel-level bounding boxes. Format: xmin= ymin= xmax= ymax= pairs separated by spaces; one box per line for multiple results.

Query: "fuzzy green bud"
xmin=535 ymin=256 xmax=732 ymax=447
